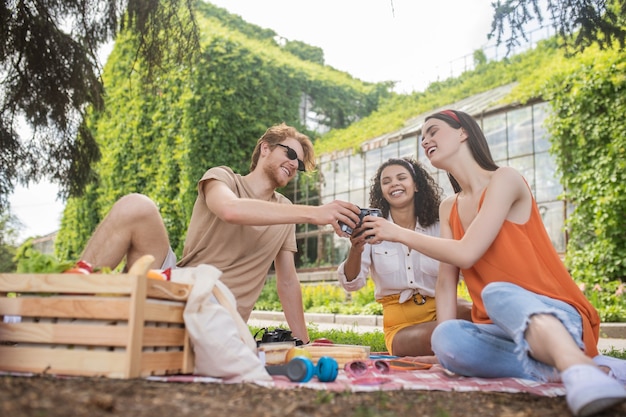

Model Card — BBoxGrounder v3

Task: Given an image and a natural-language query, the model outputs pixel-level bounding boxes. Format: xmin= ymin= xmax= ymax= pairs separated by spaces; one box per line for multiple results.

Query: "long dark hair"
xmin=369 ymin=157 xmax=442 ymax=228
xmin=424 ymin=109 xmax=499 ymax=193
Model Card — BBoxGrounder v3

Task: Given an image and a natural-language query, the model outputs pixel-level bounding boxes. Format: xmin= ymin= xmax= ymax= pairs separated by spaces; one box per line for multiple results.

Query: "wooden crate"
xmin=0 ymin=255 xmax=194 ymax=379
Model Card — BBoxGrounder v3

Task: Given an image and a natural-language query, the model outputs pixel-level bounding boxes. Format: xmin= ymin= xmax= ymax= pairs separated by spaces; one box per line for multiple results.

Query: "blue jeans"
xmin=432 ymin=282 xmax=585 ymax=382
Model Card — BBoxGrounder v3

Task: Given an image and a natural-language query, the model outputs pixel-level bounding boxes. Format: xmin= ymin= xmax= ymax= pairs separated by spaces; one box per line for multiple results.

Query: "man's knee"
xmin=116 ymin=193 xmax=154 ymax=207
xmin=114 ymin=193 xmax=159 ymax=218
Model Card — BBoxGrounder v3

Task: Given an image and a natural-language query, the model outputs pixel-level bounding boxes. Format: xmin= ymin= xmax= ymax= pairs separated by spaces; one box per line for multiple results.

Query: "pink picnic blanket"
xmin=148 ymin=364 xmax=566 ymax=397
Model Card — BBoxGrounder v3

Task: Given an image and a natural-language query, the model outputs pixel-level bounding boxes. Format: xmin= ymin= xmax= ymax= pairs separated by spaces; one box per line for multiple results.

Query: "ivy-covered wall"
xmin=543 ymin=47 xmax=626 ymax=288
xmin=54 ymin=2 xmax=390 ymax=261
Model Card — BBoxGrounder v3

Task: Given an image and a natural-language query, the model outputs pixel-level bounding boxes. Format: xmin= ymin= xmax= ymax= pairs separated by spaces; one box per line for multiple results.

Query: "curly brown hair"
xmin=369 ymin=157 xmax=442 ymax=228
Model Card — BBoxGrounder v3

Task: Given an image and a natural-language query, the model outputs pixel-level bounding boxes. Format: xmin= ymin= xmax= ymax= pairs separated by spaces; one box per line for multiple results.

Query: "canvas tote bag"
xmin=171 ymin=265 xmax=271 ymax=382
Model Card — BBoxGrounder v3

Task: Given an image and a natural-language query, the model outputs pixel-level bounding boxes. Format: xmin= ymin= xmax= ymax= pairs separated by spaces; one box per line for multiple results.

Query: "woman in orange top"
xmin=361 ymin=110 xmax=626 ymax=417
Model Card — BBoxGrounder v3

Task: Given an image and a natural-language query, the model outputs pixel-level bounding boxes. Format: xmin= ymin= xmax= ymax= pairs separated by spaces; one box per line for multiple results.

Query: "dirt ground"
xmin=2 ymin=374 xmax=625 ymax=417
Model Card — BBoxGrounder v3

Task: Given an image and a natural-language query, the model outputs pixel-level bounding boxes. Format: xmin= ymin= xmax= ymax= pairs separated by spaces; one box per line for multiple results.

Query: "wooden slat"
xmin=147 ymin=280 xmax=190 ymax=301
xmin=143 ymin=301 xmax=185 ymax=323
xmin=125 ymin=275 xmax=147 ymax=377
xmin=140 ymin=351 xmax=187 ymax=376
xmin=0 ymin=274 xmax=134 ymax=295
xmin=0 ymin=322 xmax=128 ymax=346
xmin=142 ymin=327 xmax=186 ymax=346
xmin=0 ymin=297 xmax=131 ymax=320
xmin=182 ymin=332 xmax=194 ymax=374
xmin=0 ymin=346 xmax=127 ymax=378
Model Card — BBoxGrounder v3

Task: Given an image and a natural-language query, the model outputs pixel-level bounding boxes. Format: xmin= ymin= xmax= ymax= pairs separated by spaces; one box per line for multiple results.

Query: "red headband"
xmin=439 ymin=109 xmax=461 ymax=124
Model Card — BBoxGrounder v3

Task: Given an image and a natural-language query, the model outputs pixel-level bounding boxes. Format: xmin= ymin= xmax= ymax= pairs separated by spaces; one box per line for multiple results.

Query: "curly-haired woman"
xmin=337 ymin=157 xmax=471 ymax=356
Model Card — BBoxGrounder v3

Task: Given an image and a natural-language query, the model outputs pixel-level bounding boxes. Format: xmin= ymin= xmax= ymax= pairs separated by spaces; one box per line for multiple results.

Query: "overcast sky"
xmin=209 ymin=0 xmax=498 ymax=93
xmin=9 ymin=0 xmax=523 ymax=242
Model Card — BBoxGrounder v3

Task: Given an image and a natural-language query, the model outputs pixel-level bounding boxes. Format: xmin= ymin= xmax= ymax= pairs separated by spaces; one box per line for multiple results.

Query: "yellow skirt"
xmin=378 ymin=293 xmax=437 ymax=354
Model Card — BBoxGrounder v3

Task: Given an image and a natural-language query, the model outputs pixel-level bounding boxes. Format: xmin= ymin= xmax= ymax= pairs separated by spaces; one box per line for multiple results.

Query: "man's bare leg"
xmin=79 ymin=194 xmax=171 ymax=271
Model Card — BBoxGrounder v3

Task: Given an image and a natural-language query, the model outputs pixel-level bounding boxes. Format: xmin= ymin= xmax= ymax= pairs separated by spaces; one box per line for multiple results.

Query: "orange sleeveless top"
xmin=450 ymin=189 xmax=600 ymax=356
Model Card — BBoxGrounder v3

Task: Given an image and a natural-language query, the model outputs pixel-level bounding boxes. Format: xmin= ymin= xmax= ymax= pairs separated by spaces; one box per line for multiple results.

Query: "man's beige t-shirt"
xmin=177 ymin=166 xmax=297 ymax=321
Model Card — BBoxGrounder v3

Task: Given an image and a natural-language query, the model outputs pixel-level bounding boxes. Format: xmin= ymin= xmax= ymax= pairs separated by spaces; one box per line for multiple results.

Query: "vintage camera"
xmin=339 ymin=207 xmax=382 ymax=236
xmin=255 ymin=327 xmax=303 ymax=347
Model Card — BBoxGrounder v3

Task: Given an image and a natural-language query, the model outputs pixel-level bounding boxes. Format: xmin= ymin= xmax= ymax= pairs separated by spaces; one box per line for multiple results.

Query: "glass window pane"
xmin=335 ymin=157 xmax=349 ymax=193
xmin=365 ymin=148 xmax=382 ymax=186
xmin=533 ymin=102 xmax=551 ymax=152
xmin=507 ymin=107 xmax=533 ymax=157
xmin=436 ymin=171 xmax=455 ymax=198
xmin=537 ymin=201 xmax=566 ymax=253
xmin=333 ymin=234 xmax=351 ymax=265
xmin=419 ymin=145 xmax=436 ymax=173
xmin=335 ymin=191 xmax=349 ymax=203
xmin=294 ymin=174 xmax=313 ymax=203
xmin=483 ymin=113 xmax=508 ymax=162
xmin=321 ymin=193 xmax=335 ymax=205
xmin=399 ymin=136 xmax=418 ymax=159
xmin=535 ymin=151 xmax=563 ymax=201
xmin=349 ymin=153 xmax=365 ymax=191
xmin=508 ymin=155 xmax=535 ymax=195
xmin=295 ymin=236 xmax=314 ymax=268
xmin=351 ymin=188 xmax=366 ymax=208
xmin=319 ymin=157 xmax=334 ymax=198
xmin=381 ymin=141 xmax=398 ymax=161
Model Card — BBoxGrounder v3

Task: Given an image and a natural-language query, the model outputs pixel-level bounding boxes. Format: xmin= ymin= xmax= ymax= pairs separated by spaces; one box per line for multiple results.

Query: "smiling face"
xmin=262 ymin=138 xmax=305 ymax=187
xmin=421 ymin=117 xmax=466 ymax=168
xmin=379 ymin=164 xmax=417 ymax=209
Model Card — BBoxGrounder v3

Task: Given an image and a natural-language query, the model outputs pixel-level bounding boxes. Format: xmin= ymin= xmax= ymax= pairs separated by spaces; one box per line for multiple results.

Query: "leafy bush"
xmin=579 ymin=281 xmax=626 ymax=322
xmin=13 ymin=241 xmax=73 ymax=273
xmin=256 ymin=277 xmax=384 ymax=315
xmin=257 ymin=274 xmax=625 ymax=322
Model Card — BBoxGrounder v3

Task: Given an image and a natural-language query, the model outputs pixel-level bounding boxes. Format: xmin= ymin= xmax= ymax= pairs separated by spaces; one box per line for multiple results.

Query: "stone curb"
xmin=600 ymin=323 xmax=626 ymax=339
xmin=250 ymin=311 xmax=626 ymax=338
xmin=250 ymin=310 xmax=384 ymax=327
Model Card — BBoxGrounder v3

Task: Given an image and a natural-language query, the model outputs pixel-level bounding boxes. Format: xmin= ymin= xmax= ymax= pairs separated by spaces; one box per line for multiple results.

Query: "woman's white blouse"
xmin=337 ymin=218 xmax=440 ymax=303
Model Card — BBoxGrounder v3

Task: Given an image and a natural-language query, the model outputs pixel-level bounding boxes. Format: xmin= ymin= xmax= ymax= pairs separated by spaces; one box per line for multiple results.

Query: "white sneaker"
xmin=593 ymin=354 xmax=626 ymax=384
xmin=561 ymin=364 xmax=626 ymax=416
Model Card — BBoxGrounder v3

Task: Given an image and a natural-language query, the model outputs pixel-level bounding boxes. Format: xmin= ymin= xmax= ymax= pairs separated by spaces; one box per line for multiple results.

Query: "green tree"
xmin=490 ymin=0 xmax=626 ymax=54
xmin=0 ymin=0 xmax=200 ymax=209
xmin=0 ymin=210 xmax=21 ymax=272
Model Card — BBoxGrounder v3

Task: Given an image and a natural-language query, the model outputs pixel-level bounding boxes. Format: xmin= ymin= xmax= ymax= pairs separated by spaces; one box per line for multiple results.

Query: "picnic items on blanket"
xmin=172 ymin=266 xmax=271 ymax=382
xmin=266 ymin=356 xmax=338 ymax=383
xmin=257 ymin=341 xmax=296 ymax=365
xmin=388 ymin=359 xmax=433 ymax=371
xmin=344 ymin=359 xmax=391 ymax=385
xmin=342 ymin=359 xmax=433 ymax=385
xmin=255 ymin=327 xmax=304 ymax=346
xmin=345 ymin=359 xmax=390 ymax=377
xmin=302 ymin=342 xmax=370 ymax=367
xmin=255 ymin=327 xmax=307 ymax=365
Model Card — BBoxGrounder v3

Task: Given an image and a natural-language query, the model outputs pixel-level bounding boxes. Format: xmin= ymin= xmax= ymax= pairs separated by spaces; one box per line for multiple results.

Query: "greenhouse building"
xmin=286 ymin=84 xmax=566 ymax=275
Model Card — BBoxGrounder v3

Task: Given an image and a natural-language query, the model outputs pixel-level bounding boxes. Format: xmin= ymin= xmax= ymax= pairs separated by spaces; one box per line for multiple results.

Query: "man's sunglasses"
xmin=275 ymin=143 xmax=305 ymax=172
